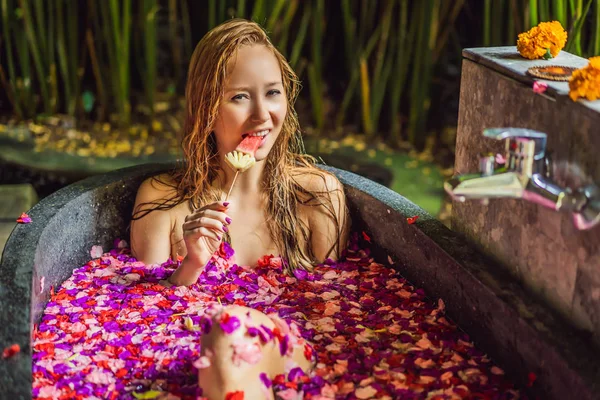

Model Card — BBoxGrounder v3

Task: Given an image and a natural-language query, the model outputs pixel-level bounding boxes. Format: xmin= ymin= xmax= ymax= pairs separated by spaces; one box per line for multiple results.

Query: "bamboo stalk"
xmin=0 ymin=65 xmax=21 ymax=116
xmin=307 ymin=63 xmax=323 ymax=132
xmin=530 ymin=0 xmax=539 ymax=27
xmin=594 ymin=0 xmax=600 ymax=55
xmin=86 ymin=29 xmax=105 ymax=120
xmin=289 ymin=3 xmax=310 ymax=68
xmin=555 ymin=0 xmax=568 ymax=28
xmin=16 ymin=11 xmax=34 ymax=113
xmin=180 ymin=0 xmax=192 ymax=61
xmin=540 ymin=0 xmax=550 ymax=21
xmin=433 ymin=0 xmax=465 ymax=62
xmin=340 ymin=0 xmax=356 ymax=70
xmin=370 ymin=0 xmax=394 ymax=134
xmin=208 ymin=0 xmax=216 ymax=29
xmin=483 ymin=0 xmax=491 ymax=46
xmin=277 ymin=0 xmax=298 ymax=53
xmin=1 ymin=0 xmax=24 ymax=118
xmin=492 ymin=0 xmax=503 ymax=45
xmin=390 ymin=0 xmax=414 ymax=142
xmin=218 ymin=0 xmax=224 ymax=23
xmin=510 ymin=0 xmax=522 ymax=38
xmin=237 ymin=0 xmax=246 ymax=17
xmin=20 ymin=0 xmax=50 ymax=113
xmin=33 ymin=0 xmax=46 ymax=66
xmin=251 ymin=0 xmax=265 ymax=24
xmin=359 ymin=57 xmax=372 ymax=137
xmin=309 ymin=0 xmax=324 ymax=131
xmin=507 ymin=0 xmax=515 ymax=43
xmin=57 ymin=0 xmax=72 ymax=114
xmin=48 ymin=0 xmax=57 ymax=113
xmin=142 ymin=0 xmax=158 ymax=118
xmin=335 ymin=14 xmax=382 ymax=129
xmin=566 ymin=0 xmax=593 ymax=53
xmin=69 ymin=0 xmax=81 ymax=116
xmin=169 ymin=0 xmax=181 ymax=85
xmin=121 ymin=0 xmax=131 ymax=122
xmin=408 ymin=2 xmax=427 ymax=145
xmin=266 ymin=0 xmax=286 ymax=33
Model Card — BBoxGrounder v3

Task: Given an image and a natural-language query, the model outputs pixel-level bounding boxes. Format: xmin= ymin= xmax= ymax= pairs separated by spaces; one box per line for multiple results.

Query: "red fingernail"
xmin=223 ymin=226 xmax=228 ymax=232
xmin=223 ymin=202 xmax=229 ymax=207
xmin=225 ymin=217 xmax=232 ymax=224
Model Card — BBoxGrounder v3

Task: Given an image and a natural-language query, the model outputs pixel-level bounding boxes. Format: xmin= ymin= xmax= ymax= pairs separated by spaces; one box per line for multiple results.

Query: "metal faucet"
xmin=445 ymin=128 xmax=600 ymax=230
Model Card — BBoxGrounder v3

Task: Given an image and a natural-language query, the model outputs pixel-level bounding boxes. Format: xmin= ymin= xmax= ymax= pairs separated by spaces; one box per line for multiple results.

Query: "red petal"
xmin=361 ymin=231 xmax=371 ymax=243
xmin=225 ymin=391 xmax=244 ymax=400
xmin=2 ymin=343 xmax=20 ymax=358
xmin=407 ymin=216 xmax=419 ymax=224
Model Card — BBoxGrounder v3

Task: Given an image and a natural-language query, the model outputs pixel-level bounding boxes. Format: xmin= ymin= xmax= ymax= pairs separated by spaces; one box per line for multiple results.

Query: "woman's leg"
xmin=197 ymin=305 xmax=313 ymax=399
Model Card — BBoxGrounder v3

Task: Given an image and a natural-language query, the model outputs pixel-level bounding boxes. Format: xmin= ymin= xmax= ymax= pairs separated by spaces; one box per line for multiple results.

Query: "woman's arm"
xmin=307 ymin=173 xmax=351 ymax=263
xmin=130 ymin=176 xmax=175 ymax=265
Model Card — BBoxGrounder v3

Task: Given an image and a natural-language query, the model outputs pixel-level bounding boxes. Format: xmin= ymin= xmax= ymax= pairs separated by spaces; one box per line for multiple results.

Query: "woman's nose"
xmin=250 ymin=99 xmax=270 ymax=122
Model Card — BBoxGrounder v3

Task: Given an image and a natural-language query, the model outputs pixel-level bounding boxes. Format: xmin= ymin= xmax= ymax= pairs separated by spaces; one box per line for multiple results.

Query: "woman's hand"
xmin=182 ymin=200 xmax=232 ymax=266
xmin=165 ymin=200 xmax=232 ymax=287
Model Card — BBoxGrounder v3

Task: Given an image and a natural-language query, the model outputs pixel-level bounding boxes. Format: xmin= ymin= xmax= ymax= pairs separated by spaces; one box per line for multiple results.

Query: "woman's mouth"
xmin=243 ymin=129 xmax=270 ymax=147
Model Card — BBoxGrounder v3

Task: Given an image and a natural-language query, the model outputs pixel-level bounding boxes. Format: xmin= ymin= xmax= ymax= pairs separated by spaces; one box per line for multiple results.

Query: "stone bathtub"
xmin=0 ymin=163 xmax=598 ymax=399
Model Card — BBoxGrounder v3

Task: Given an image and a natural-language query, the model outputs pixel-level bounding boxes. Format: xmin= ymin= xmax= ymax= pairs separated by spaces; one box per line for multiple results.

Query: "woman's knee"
xmin=200 ymin=305 xmax=276 ymax=355
xmin=203 ymin=305 xmax=274 ymax=338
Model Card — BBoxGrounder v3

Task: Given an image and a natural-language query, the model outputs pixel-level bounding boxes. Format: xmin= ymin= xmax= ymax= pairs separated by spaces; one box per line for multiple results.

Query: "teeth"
xmin=248 ymin=130 xmax=269 ymax=137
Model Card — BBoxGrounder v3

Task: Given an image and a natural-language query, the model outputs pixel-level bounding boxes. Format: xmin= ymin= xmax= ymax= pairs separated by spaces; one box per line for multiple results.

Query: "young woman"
xmin=130 ymin=19 xmax=350 ymax=399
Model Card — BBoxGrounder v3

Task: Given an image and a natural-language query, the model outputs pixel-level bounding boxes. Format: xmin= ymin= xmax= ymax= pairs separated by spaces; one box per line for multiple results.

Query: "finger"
xmin=186 ymin=201 xmax=231 ymax=222
xmin=183 ymin=216 xmax=228 ymax=233
xmin=192 ymin=209 xmax=231 ymax=224
xmin=185 ymin=208 xmax=231 ymax=226
xmin=185 ymin=226 xmax=222 ymax=242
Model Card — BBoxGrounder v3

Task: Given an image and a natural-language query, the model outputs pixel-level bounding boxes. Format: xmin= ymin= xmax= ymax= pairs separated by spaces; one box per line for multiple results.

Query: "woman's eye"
xmin=232 ymin=94 xmax=248 ymax=101
xmin=267 ymin=89 xmax=281 ymax=96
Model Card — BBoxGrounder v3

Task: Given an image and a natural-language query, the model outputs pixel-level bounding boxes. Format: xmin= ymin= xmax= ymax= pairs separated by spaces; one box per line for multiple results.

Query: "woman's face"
xmin=213 ymin=45 xmax=287 ymax=162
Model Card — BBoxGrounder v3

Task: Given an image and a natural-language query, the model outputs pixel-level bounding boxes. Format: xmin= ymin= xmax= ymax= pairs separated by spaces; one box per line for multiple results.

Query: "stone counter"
xmin=452 ymin=46 xmax=600 ymax=345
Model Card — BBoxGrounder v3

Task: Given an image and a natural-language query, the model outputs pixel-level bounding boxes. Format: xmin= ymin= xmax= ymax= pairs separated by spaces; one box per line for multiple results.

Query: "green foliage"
xmin=485 ymin=0 xmax=599 ymax=57
xmin=0 ymin=0 xmax=598 ymax=148
xmin=140 ymin=0 xmax=158 ymax=118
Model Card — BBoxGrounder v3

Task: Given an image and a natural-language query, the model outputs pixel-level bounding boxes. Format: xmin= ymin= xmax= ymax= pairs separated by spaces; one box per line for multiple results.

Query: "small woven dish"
xmin=526 ymin=65 xmax=577 ymax=81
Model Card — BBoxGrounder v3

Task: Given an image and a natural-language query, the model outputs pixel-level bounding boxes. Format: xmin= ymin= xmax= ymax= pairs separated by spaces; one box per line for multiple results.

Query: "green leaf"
xmin=132 ymin=391 xmax=162 ymax=400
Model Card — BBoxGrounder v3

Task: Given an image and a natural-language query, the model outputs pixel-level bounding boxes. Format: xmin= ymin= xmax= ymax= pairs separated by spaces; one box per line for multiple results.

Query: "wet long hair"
xmin=132 ymin=18 xmax=349 ymax=274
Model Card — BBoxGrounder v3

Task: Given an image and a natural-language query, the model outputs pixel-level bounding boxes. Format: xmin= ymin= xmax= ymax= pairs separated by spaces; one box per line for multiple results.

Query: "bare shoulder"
xmin=292 ymin=167 xmax=350 ymax=261
xmin=292 ymin=167 xmax=345 ymax=197
xmin=134 ymin=173 xmax=180 ymax=210
xmin=130 ymin=173 xmax=181 ymax=264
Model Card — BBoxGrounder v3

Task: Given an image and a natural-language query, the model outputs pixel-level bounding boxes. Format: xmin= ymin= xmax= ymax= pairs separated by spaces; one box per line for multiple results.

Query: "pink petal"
xmin=193 ymin=355 xmax=211 ymax=369
xmin=277 ymin=388 xmax=301 ymax=400
xmin=90 ymin=245 xmax=103 ymax=259
xmin=533 ymin=81 xmax=548 ymax=94
xmin=232 ymin=340 xmax=262 ymax=366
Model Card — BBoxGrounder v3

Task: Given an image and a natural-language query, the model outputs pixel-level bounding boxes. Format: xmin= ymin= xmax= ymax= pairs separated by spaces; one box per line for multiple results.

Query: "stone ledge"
xmin=463 ymin=46 xmax=599 ymax=114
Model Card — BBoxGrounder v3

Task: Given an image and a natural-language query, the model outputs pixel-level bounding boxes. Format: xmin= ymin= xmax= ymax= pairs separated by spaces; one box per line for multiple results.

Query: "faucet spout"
xmin=445 ymin=127 xmax=600 ymax=230
xmin=444 ymin=172 xmax=526 ymax=202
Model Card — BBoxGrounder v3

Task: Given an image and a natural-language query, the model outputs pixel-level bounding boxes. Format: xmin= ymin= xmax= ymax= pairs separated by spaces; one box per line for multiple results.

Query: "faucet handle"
xmin=483 ymin=128 xmax=547 ymax=160
xmin=483 ymin=128 xmax=548 ymax=176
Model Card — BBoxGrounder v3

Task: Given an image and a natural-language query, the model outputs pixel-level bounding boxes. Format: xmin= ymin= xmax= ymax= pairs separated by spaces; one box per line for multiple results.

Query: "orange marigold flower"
xmin=517 ymin=21 xmax=567 ymax=60
xmin=569 ymin=56 xmax=600 ymax=102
